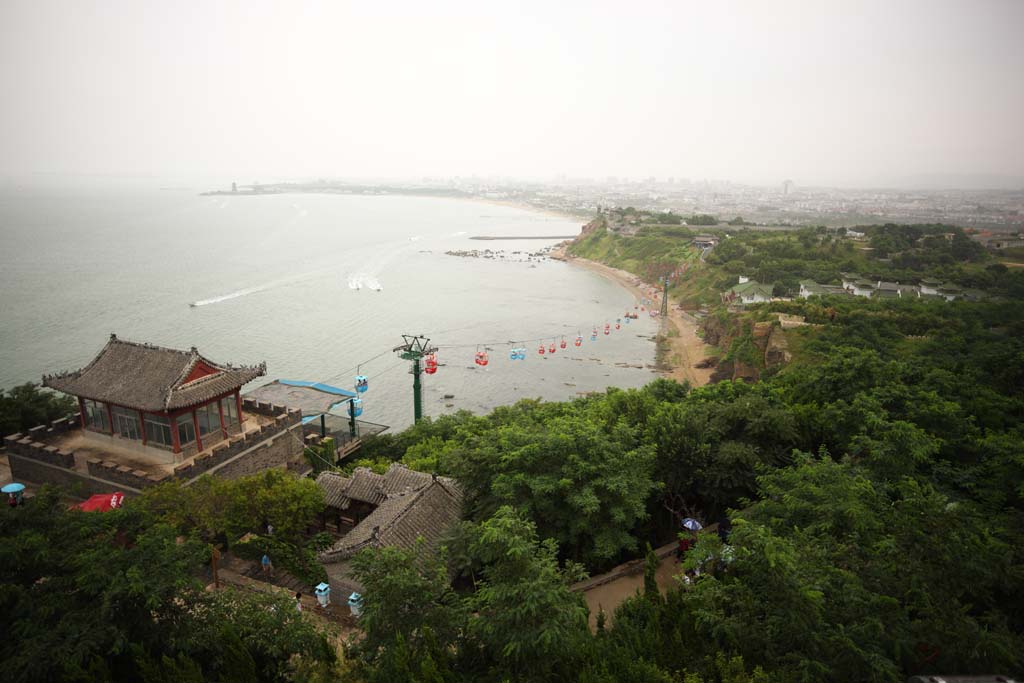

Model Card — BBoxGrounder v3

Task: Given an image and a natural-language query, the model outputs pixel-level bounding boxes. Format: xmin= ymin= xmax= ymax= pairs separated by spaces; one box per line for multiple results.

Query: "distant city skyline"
xmin=2 ymin=0 xmax=1022 ymax=189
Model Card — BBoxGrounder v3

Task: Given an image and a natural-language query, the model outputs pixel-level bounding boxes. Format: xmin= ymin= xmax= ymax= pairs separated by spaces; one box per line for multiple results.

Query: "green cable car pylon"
xmin=660 ymin=275 xmax=670 ymax=318
xmin=393 ymin=334 xmax=437 ymax=423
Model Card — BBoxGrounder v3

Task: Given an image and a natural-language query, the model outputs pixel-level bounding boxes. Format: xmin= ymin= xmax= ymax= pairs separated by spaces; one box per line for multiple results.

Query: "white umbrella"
xmin=681 ymin=517 xmax=703 ymax=531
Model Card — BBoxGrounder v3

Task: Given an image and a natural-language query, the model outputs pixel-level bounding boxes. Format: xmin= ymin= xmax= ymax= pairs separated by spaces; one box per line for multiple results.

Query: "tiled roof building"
xmin=317 ymin=463 xmax=462 ymax=563
xmin=43 ymin=334 xmax=265 ymax=456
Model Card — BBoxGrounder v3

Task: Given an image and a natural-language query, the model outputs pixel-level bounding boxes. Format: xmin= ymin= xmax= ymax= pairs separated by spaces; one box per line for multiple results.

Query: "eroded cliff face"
xmin=703 ymin=317 xmax=791 ymax=383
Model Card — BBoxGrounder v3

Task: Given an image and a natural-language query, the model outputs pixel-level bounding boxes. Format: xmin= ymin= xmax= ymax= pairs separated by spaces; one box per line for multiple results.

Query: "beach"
xmin=554 ymin=248 xmax=713 ymax=388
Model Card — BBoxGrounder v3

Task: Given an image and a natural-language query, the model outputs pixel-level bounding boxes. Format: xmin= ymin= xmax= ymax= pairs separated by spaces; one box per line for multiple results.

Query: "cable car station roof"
xmin=245 ymin=379 xmax=355 ymax=419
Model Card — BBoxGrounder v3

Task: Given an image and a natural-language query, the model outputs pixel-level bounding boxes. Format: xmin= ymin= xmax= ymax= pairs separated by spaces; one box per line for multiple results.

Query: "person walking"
xmin=295 ymin=592 xmax=303 ymax=612
xmin=261 ymin=553 xmax=273 ymax=578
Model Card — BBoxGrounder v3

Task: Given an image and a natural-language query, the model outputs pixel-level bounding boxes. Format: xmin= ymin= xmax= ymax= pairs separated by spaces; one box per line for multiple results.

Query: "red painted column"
xmin=138 ymin=410 xmax=147 ymax=445
xmin=235 ymin=391 xmax=243 ymax=428
xmin=77 ymin=397 xmax=87 ymax=429
xmin=105 ymin=402 xmax=115 ymax=435
xmin=217 ymin=396 xmax=226 ymax=437
xmin=170 ymin=411 xmax=182 ymax=454
xmin=193 ymin=409 xmax=203 ymax=452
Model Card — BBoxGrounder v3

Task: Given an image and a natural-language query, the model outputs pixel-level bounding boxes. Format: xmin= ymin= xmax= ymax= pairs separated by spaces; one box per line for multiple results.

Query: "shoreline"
xmin=553 ymin=246 xmax=713 ymax=388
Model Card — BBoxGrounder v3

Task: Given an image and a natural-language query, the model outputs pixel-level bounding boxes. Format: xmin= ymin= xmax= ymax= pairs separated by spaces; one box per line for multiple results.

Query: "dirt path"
xmin=571 ymin=539 xmax=694 ymax=630
xmin=554 ymin=249 xmax=712 ymax=387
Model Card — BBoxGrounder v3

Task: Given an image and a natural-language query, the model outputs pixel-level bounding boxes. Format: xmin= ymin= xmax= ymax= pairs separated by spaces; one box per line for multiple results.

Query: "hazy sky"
xmin=2 ymin=0 xmax=1022 ymax=187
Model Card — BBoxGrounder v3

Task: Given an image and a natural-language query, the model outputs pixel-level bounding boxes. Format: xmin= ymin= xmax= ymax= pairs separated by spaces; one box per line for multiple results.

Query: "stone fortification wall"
xmin=211 ymin=424 xmax=303 ymax=479
xmin=86 ymin=459 xmax=166 ymax=489
xmin=2 ymin=412 xmax=82 ymax=468
xmin=5 ymin=403 xmax=303 ymax=493
xmin=172 ymin=406 xmax=302 ymax=480
xmin=7 ymin=453 xmax=143 ymax=496
xmin=241 ymin=398 xmax=291 ymax=418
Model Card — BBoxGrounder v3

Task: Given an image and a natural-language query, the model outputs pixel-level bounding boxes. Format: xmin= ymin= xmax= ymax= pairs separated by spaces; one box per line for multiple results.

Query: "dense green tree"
xmin=135 ymin=470 xmax=330 ymax=585
xmin=348 ymin=543 xmax=463 ymax=674
xmin=0 ymin=487 xmax=335 ymax=682
xmin=0 ymin=382 xmax=77 ymax=438
xmin=462 ymin=506 xmax=590 ymax=681
xmin=450 ymin=398 xmax=658 ymax=565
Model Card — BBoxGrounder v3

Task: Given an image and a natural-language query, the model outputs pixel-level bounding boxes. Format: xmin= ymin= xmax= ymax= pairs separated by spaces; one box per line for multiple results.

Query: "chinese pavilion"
xmin=43 ymin=334 xmax=266 ymax=456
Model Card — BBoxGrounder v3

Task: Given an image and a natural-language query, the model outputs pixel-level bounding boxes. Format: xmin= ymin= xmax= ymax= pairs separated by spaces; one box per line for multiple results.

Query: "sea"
xmin=0 ymin=183 xmax=658 ymax=432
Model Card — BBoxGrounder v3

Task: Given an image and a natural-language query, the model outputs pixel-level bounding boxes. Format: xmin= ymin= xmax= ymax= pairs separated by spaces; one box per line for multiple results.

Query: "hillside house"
xmin=799 ymin=280 xmax=852 ymax=299
xmin=723 ymin=279 xmax=773 ymax=305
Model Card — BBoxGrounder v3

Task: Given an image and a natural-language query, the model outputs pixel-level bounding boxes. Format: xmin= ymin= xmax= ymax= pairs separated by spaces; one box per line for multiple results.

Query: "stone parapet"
xmin=86 ymin=459 xmax=167 ymax=488
xmin=241 ymin=398 xmax=302 ymax=424
xmin=3 ymin=433 xmax=75 ymax=468
xmin=171 ymin=412 xmax=301 ymax=481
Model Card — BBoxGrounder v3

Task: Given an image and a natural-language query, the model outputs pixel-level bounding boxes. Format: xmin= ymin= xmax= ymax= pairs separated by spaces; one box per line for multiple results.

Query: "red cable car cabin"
xmin=538 ymin=343 xmax=545 ymax=355
xmin=560 ymin=338 xmax=567 ymax=349
xmin=425 ymin=353 xmax=438 ymax=374
xmin=475 ymin=351 xmax=489 ymax=366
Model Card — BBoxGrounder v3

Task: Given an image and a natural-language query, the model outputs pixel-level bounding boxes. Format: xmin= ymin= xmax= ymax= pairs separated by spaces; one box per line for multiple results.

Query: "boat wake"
xmin=191 ymin=284 xmax=271 ymax=307
xmin=348 ymin=274 xmax=383 ymax=291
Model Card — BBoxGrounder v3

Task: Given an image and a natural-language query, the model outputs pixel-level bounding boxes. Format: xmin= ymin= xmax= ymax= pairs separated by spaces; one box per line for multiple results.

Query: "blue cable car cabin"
xmin=349 ymin=397 xmax=363 ymax=417
xmin=355 ymin=375 xmax=368 ymax=393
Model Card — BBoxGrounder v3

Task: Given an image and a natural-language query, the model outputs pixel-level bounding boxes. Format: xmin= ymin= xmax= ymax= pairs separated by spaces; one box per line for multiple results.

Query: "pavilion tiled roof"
xmin=42 ymin=334 xmax=266 ymax=413
xmin=316 ymin=463 xmax=458 ymax=510
xmin=318 ymin=478 xmax=463 ymax=563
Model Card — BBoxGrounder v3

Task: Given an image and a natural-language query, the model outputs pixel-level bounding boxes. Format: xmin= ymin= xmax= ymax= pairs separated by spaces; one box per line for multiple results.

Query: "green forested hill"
xmin=344 ymin=287 xmax=1024 ymax=681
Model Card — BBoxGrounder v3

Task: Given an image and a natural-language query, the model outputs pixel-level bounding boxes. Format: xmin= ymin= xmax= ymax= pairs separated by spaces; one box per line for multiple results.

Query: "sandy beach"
xmin=553 ymin=248 xmax=713 ymax=388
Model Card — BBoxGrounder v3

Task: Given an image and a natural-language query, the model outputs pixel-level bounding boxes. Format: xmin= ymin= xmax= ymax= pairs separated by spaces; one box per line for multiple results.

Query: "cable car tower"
xmin=660 ymin=275 xmax=670 ymax=318
xmin=393 ymin=334 xmax=437 ymax=423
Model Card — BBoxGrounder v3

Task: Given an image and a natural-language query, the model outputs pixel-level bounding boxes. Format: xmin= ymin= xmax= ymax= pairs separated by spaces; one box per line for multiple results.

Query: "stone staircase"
xmin=238 ymin=561 xmax=312 ymax=595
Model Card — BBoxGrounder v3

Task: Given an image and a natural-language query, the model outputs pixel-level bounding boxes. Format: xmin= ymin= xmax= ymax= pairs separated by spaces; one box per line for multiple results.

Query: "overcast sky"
xmin=1 ymin=0 xmax=1022 ymax=188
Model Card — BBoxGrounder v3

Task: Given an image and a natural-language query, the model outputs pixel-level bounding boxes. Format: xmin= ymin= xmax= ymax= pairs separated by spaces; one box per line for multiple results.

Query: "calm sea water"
xmin=0 ymin=184 xmax=657 ymax=431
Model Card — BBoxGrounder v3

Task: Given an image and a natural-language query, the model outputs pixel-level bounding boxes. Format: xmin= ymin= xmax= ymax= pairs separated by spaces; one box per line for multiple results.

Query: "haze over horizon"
xmin=2 ymin=0 xmax=1023 ymax=190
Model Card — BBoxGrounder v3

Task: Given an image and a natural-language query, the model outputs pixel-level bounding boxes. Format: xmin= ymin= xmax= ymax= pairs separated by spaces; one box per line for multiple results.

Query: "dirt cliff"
xmin=703 ymin=317 xmax=791 ymax=383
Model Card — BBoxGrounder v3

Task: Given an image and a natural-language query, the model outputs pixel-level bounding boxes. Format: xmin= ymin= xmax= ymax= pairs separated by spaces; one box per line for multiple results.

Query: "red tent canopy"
xmin=74 ymin=492 xmax=125 ymax=512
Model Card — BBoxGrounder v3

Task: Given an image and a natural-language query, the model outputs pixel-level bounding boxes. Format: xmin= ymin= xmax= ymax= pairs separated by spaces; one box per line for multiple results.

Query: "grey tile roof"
xmin=319 ymin=478 xmax=462 ymax=563
xmin=316 ymin=463 xmax=457 ymax=510
xmin=42 ymin=334 xmax=265 ymax=412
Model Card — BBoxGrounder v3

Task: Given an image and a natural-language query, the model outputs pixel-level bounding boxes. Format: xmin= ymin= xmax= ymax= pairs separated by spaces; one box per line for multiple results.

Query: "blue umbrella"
xmin=2 ymin=483 xmax=26 ymax=494
xmin=681 ymin=517 xmax=703 ymax=531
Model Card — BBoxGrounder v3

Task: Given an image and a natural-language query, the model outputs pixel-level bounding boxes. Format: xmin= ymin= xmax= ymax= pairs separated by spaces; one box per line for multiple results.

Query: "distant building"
xmin=799 ymin=280 xmax=853 ymax=299
xmin=972 ymin=233 xmax=1024 ymax=250
xmin=840 ymin=272 xmax=861 ymax=289
xmin=724 ymin=278 xmax=773 ymax=305
xmin=919 ymin=278 xmax=942 ymax=296
xmin=693 ymin=235 xmax=720 ymax=249
xmin=851 ymin=280 xmax=876 ymax=297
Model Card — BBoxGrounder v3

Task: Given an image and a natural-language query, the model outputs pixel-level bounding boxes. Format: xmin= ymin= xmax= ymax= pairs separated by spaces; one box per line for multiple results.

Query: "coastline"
xmin=553 ymin=246 xmax=713 ymax=388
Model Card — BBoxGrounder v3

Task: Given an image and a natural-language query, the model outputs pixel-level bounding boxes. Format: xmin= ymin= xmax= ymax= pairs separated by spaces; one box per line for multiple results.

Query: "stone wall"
xmin=86 ymin=459 xmax=166 ymax=489
xmin=3 ymin=434 xmax=76 ymax=469
xmin=212 ymin=424 xmax=303 ymax=479
xmin=241 ymin=397 xmax=291 ymax=418
xmin=7 ymin=453 xmax=143 ymax=497
xmin=172 ymin=407 xmax=302 ymax=480
xmin=5 ymin=404 xmax=303 ymax=493
xmin=2 ymin=411 xmax=82 ymax=464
